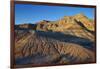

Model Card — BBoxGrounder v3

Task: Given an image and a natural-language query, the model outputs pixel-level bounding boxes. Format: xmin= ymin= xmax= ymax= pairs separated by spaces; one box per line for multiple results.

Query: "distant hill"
xmin=15 ymin=23 xmax=37 ymax=30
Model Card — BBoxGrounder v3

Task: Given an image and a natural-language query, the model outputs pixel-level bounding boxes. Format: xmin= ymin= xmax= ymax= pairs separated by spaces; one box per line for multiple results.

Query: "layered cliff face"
xmin=15 ymin=13 xmax=95 ymax=65
xmin=35 ymin=13 xmax=95 ymax=41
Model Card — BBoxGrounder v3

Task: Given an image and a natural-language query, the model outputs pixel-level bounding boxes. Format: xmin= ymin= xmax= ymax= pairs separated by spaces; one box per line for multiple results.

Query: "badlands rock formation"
xmin=15 ymin=13 xmax=95 ymax=65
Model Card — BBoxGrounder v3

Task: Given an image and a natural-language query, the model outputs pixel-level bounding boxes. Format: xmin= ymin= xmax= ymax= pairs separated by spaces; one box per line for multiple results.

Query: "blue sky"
xmin=15 ymin=4 xmax=95 ymax=24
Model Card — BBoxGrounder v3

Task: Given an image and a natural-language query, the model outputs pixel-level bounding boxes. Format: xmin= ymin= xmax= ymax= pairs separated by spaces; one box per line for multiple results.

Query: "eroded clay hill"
xmin=15 ymin=13 xmax=95 ymax=65
xmin=15 ymin=31 xmax=95 ymax=65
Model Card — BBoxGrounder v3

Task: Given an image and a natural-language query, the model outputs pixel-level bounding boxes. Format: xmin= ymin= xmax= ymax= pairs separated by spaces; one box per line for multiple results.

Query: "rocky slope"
xmin=15 ymin=13 xmax=95 ymax=65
